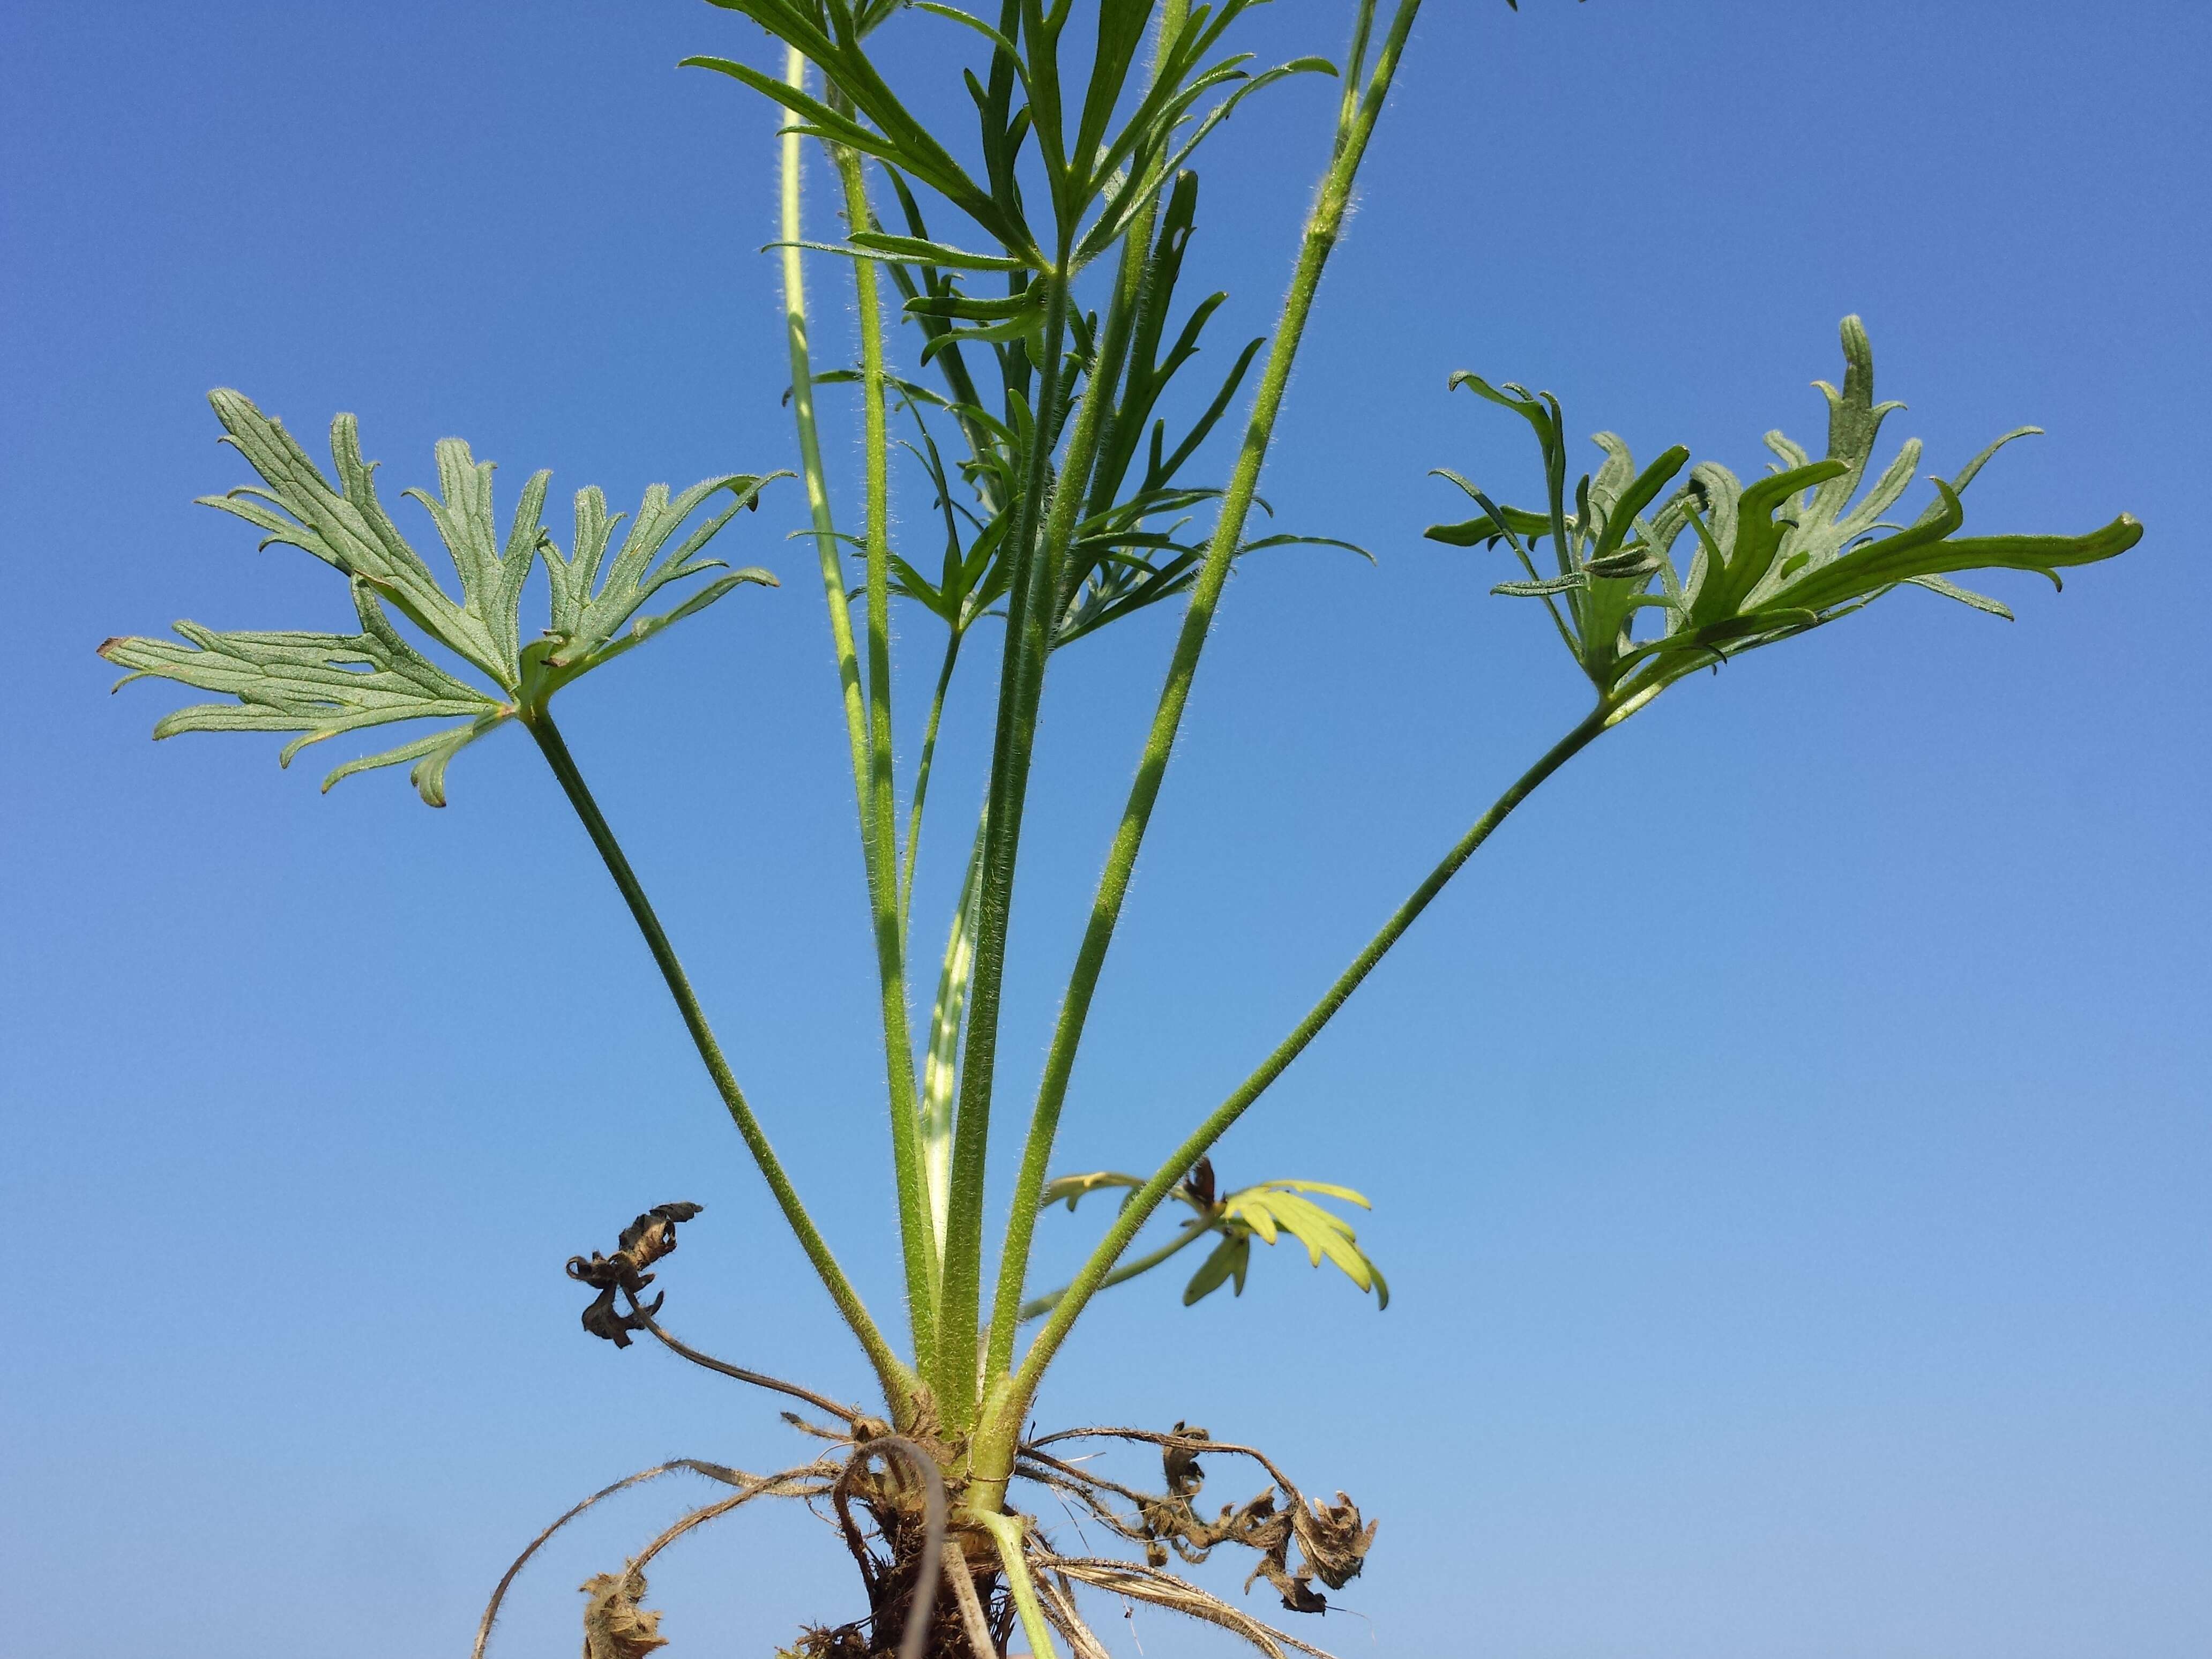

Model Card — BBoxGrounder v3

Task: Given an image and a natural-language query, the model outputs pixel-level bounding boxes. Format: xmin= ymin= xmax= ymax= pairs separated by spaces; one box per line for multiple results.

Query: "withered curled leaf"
xmin=1180 ymin=1157 xmax=1219 ymax=1209
xmin=1293 ymin=1491 xmax=1377 ymax=1590
xmin=1163 ymin=1422 xmax=1209 ymax=1498
xmin=1276 ymin=1578 xmax=1328 ymax=1615
xmin=580 ymin=1566 xmax=669 ymax=1659
xmin=567 ymin=1202 xmax=705 ymax=1348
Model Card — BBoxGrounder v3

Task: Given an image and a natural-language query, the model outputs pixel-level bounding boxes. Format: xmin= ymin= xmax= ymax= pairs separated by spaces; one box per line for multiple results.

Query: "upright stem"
xmin=1017 ymin=1211 xmax=1215 ymax=1323
xmin=981 ymin=1513 xmax=1060 ymax=1659
xmin=783 ymin=46 xmax=939 ymax=1374
xmin=937 ymin=268 xmax=1073 ymax=1429
xmin=779 ymin=48 xmax=875 ymax=850
xmin=985 ymin=0 xmax=1426 ymax=1399
xmin=526 ymin=713 xmax=908 ymax=1406
xmin=1009 ymin=698 xmax=1628 ymax=1417
xmin=831 ymin=136 xmax=941 ymax=1369
xmin=980 ymin=0 xmax=1194 ymax=1388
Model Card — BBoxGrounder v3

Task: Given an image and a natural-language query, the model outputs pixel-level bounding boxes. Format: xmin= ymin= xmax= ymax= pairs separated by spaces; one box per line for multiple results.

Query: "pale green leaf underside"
xmin=103 ymin=391 xmax=782 ymax=805
xmin=100 ymin=579 xmax=505 ymax=802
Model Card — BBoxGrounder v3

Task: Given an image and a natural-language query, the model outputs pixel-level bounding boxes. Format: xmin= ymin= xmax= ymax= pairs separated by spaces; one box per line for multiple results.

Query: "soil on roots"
xmin=804 ymin=1497 xmax=1012 ymax=1659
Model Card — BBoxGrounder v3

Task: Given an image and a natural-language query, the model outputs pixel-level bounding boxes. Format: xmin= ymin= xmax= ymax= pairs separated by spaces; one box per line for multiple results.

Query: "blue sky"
xmin=3 ymin=3 xmax=2206 ymax=1656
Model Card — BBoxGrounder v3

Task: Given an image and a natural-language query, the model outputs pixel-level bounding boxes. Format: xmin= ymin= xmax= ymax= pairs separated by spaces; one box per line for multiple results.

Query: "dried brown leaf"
xmin=567 ymin=1202 xmax=704 ymax=1347
xmin=580 ymin=1567 xmax=669 ymax=1659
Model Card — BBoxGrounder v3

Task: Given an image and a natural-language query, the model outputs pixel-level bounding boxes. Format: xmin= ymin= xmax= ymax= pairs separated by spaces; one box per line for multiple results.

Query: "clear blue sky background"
xmin=3 ymin=3 xmax=2206 ymax=1656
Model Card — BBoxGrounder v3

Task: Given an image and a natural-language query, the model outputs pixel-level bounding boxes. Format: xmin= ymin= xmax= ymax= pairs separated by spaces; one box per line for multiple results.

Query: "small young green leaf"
xmin=1182 ymin=1232 xmax=1250 ymax=1305
xmin=1042 ymin=1169 xmax=1147 ymax=1212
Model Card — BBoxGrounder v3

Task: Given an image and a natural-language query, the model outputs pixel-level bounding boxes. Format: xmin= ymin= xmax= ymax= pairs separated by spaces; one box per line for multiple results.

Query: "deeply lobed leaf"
xmin=1426 ymin=317 xmax=2142 ymax=707
xmin=103 ymin=392 xmax=781 ymax=805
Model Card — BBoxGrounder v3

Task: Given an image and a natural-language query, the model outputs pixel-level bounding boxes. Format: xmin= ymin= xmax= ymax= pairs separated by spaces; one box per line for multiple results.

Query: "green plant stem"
xmin=978 ymin=0 xmax=1196 ymax=1389
xmin=937 ymin=267 xmax=1073 ymax=1428
xmin=984 ymin=0 xmax=1425 ymax=1405
xmin=980 ymin=1514 xmax=1060 ymax=1659
xmin=779 ymin=48 xmax=876 ymax=860
xmin=831 ymin=134 xmax=941 ymax=1367
xmin=1007 ymin=694 xmax=1632 ymax=1425
xmin=526 ymin=713 xmax=908 ymax=1404
xmin=783 ymin=47 xmax=938 ymax=1376
xmin=899 ymin=629 xmax=963 ymax=945
xmin=1017 ymin=1210 xmax=1215 ymax=1323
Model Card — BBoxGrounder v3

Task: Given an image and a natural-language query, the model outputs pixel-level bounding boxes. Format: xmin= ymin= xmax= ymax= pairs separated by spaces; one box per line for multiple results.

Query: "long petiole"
xmin=1017 ymin=1210 xmax=1217 ymax=1324
xmin=779 ymin=48 xmax=875 ymax=856
xmin=936 ymin=267 xmax=1074 ymax=1428
xmin=828 ymin=131 xmax=941 ymax=1366
xmin=781 ymin=50 xmax=941 ymax=1344
xmin=526 ymin=713 xmax=908 ymax=1405
xmin=1010 ymin=693 xmax=1645 ymax=1415
xmin=987 ymin=0 xmax=1425 ymax=1392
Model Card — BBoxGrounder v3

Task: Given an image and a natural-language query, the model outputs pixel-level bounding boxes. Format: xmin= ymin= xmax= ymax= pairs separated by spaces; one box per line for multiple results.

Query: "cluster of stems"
xmin=530 ymin=0 xmax=1635 ymax=1528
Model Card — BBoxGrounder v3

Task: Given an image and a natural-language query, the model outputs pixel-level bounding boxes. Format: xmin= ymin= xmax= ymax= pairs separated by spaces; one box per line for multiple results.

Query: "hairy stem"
xmin=628 ymin=1298 xmax=868 ymax=1424
xmin=779 ymin=51 xmax=937 ymax=1381
xmin=987 ymin=0 xmax=1426 ymax=1409
xmin=527 ymin=713 xmax=907 ymax=1403
xmin=779 ymin=48 xmax=875 ymax=866
xmin=832 ymin=132 xmax=941 ymax=1367
xmin=980 ymin=1513 xmax=1060 ymax=1659
xmin=1018 ymin=1210 xmax=1216 ymax=1324
xmin=980 ymin=0 xmax=1198 ymax=1388
xmin=937 ymin=267 xmax=1073 ymax=1429
xmin=1010 ymin=696 xmax=1630 ymax=1417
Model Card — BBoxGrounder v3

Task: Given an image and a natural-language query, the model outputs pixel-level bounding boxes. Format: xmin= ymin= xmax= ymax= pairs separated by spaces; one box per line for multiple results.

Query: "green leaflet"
xmin=1038 ymin=1167 xmax=1389 ymax=1311
xmin=102 ymin=391 xmax=782 ymax=805
xmin=1425 ymin=317 xmax=2142 ymax=707
xmin=1042 ymin=1169 xmax=1147 ymax=1212
xmin=100 ymin=580 xmax=503 ymax=806
xmin=858 ymin=169 xmax=1356 ymax=661
xmin=696 ymin=0 xmax=1322 ymax=275
xmin=1202 ymin=1182 xmax=1389 ymax=1310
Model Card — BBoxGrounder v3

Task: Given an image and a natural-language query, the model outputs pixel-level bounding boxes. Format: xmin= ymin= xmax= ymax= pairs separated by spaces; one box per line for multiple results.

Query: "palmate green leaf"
xmin=194 ymin=388 xmax=543 ymax=690
xmin=103 ymin=392 xmax=781 ymax=805
xmin=1427 ymin=317 xmax=2143 ymax=706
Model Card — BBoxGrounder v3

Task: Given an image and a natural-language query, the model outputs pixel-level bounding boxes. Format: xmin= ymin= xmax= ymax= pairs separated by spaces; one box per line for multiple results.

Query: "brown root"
xmin=473 ymin=1460 xmax=837 ymax=1659
xmin=481 ymin=1395 xmax=1367 ymax=1659
xmin=1019 ymin=1424 xmax=1374 ymax=1616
